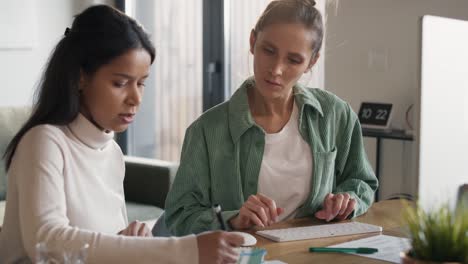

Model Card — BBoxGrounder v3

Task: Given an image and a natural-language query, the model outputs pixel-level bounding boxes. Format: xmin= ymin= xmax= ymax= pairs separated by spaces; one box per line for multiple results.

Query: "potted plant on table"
xmin=401 ymin=201 xmax=468 ymax=264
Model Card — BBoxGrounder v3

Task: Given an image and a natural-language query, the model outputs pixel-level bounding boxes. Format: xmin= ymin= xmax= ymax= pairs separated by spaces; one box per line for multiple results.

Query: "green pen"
xmin=309 ymin=247 xmax=378 ymax=254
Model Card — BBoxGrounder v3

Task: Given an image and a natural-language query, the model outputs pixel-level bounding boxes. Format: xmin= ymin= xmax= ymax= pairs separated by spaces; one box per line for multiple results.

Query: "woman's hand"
xmin=117 ymin=220 xmax=152 ymax=237
xmin=314 ymin=193 xmax=356 ymax=221
xmin=197 ymin=231 xmax=244 ymax=264
xmin=229 ymin=193 xmax=284 ymax=230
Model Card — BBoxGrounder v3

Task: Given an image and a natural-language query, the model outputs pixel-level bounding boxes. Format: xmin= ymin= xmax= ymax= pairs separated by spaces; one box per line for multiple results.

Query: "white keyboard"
xmin=256 ymin=222 xmax=382 ymax=242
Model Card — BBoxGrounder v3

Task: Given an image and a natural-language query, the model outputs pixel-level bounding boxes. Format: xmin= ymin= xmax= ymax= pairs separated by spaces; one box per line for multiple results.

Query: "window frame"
xmin=115 ymin=0 xmax=228 ymax=156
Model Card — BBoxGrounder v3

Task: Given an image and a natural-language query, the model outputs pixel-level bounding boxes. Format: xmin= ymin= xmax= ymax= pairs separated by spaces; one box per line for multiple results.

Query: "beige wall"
xmin=325 ymin=0 xmax=468 ymax=199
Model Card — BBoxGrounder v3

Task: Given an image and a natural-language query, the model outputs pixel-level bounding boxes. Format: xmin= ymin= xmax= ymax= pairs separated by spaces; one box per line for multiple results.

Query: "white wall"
xmin=0 ymin=0 xmax=113 ymax=107
xmin=0 ymin=1 xmax=74 ymax=106
xmin=325 ymin=0 xmax=468 ymax=199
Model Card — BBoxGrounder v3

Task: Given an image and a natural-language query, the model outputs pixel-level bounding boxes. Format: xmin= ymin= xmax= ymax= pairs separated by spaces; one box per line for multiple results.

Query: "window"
xmin=125 ymin=0 xmax=203 ymax=162
xmin=123 ymin=0 xmax=325 ymax=162
xmin=227 ymin=0 xmax=270 ymax=93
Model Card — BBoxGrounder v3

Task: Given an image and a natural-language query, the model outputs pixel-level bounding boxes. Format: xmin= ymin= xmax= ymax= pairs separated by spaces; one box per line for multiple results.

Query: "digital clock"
xmin=358 ymin=102 xmax=393 ymax=129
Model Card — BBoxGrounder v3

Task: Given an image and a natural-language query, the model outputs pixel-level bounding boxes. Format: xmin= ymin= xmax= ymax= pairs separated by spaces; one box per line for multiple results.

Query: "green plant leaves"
xmin=403 ymin=201 xmax=468 ymax=263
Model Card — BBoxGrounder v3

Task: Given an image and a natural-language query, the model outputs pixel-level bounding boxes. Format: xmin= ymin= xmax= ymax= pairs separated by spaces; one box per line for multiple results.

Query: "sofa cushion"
xmin=0 ymin=107 xmax=31 ymax=200
xmin=125 ymin=201 xmax=164 ymax=222
xmin=124 ymin=156 xmax=178 ymax=209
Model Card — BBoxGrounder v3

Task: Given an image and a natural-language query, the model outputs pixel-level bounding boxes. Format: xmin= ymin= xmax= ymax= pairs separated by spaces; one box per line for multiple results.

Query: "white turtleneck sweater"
xmin=0 ymin=114 xmax=198 ymax=264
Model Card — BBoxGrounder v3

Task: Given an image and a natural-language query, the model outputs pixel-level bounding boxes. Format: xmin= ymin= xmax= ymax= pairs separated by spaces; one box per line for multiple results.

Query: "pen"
xmin=309 ymin=247 xmax=378 ymax=254
xmin=212 ymin=204 xmax=227 ymax=231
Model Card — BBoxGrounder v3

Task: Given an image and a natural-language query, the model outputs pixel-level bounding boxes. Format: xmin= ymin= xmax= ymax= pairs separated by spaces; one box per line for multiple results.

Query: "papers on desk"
xmin=328 ymin=235 xmax=411 ymax=263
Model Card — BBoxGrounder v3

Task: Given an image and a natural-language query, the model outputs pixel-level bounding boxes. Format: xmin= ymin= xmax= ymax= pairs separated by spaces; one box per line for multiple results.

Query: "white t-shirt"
xmin=258 ymin=102 xmax=313 ymax=221
xmin=0 ymin=114 xmax=197 ymax=264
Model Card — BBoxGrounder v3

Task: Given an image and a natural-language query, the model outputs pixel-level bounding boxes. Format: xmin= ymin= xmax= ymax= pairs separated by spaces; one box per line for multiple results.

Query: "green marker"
xmin=309 ymin=247 xmax=378 ymax=254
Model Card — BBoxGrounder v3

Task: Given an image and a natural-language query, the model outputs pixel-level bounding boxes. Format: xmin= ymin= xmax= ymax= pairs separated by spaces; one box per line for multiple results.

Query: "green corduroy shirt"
xmin=165 ymin=78 xmax=378 ymax=236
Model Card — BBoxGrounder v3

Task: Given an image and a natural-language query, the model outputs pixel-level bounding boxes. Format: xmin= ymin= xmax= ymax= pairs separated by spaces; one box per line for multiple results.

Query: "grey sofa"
xmin=123 ymin=156 xmax=177 ymax=222
xmin=0 ymin=106 xmax=177 ymax=227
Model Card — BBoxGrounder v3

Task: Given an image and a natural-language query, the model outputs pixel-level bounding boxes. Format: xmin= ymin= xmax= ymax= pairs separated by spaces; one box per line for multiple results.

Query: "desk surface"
xmin=253 ymin=200 xmax=407 ymax=264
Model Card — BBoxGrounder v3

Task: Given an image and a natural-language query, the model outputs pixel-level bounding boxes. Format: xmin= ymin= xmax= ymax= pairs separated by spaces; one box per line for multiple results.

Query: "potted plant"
xmin=401 ymin=201 xmax=468 ymax=264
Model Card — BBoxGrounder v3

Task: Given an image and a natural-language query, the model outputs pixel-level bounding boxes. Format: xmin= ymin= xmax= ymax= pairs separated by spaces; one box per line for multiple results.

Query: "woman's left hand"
xmin=314 ymin=193 xmax=356 ymax=222
xmin=118 ymin=220 xmax=152 ymax=237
